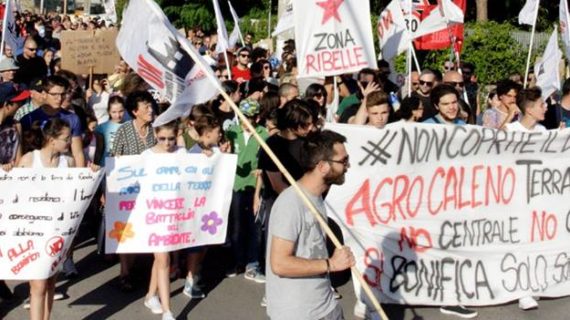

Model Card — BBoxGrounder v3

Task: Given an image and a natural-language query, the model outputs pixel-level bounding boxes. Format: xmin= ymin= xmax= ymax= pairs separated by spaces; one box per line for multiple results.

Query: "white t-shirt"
xmin=505 ymin=121 xmax=547 ymax=132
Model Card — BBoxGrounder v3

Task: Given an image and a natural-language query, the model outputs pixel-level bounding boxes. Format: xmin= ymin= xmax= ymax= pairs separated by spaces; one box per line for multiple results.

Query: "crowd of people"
xmin=0 ymin=9 xmax=567 ymax=320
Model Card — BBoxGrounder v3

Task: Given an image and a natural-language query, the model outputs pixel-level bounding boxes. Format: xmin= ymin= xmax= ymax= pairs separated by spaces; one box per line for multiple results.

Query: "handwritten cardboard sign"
xmin=104 ymin=153 xmax=237 ymax=253
xmin=0 ymin=169 xmax=103 ymax=280
xmin=325 ymin=122 xmax=570 ymax=307
xmin=60 ymin=29 xmax=120 ymax=74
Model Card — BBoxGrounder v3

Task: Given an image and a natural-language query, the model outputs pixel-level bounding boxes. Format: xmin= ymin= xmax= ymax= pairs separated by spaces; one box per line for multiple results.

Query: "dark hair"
xmin=194 ymin=114 xmax=220 ymax=136
xmin=247 ymin=77 xmax=268 ymax=95
xmin=250 ymin=60 xmax=269 ymax=78
xmin=189 ymin=104 xmax=213 ymax=122
xmin=496 ymin=79 xmax=522 ymax=98
xmin=304 ymin=98 xmax=322 ymax=128
xmin=277 ymin=99 xmax=313 ymax=131
xmin=221 ymin=80 xmax=239 ymax=96
xmin=395 ymin=95 xmax=421 ymax=121
xmin=430 ymin=84 xmax=459 ymax=107
xmin=24 ymin=117 xmax=71 ymax=152
xmin=251 ymin=47 xmax=268 ymax=62
xmin=300 ymin=130 xmax=346 ymax=172
xmin=563 ymin=78 xmax=570 ymax=96
xmin=304 ymin=83 xmax=327 ymax=108
xmin=125 ymin=90 xmax=155 ymax=118
xmin=358 ymin=68 xmax=378 ymax=84
xmin=43 ymin=75 xmax=69 ymax=92
xmin=107 ymin=95 xmax=125 ymax=112
xmin=154 ymin=119 xmax=179 ymax=134
xmin=259 ymin=91 xmax=280 ymax=125
xmin=517 ymin=87 xmax=542 ymax=114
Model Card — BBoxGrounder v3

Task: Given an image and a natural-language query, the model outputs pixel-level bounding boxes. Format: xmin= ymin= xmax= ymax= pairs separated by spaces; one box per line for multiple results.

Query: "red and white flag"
xmin=413 ymin=0 xmax=464 ymax=39
xmin=518 ymin=0 xmax=539 ymax=26
xmin=377 ymin=0 xmax=411 ymax=60
xmin=560 ymin=0 xmax=570 ymax=61
xmin=117 ymin=0 xmax=219 ymax=127
xmin=293 ymin=0 xmax=377 ymax=77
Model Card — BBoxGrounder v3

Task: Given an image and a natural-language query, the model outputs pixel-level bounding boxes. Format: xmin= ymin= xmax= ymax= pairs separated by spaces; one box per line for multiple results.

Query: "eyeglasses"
xmin=419 ymin=80 xmax=433 ymax=87
xmin=444 ymin=81 xmax=464 ymax=88
xmin=240 ymin=54 xmax=250 ymax=58
xmin=327 ymin=156 xmax=349 ymax=167
xmin=26 ymin=47 xmax=37 ymax=51
xmin=157 ymin=136 xmax=176 ymax=142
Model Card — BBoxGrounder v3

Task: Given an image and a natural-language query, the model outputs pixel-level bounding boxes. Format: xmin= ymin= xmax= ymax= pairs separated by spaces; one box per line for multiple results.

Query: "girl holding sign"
xmin=16 ymin=118 xmax=73 ymax=320
xmin=140 ymin=120 xmax=183 ymax=320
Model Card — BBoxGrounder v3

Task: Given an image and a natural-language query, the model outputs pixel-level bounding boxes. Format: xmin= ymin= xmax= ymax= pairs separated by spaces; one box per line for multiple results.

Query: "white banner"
xmin=325 ymin=122 xmax=570 ymax=307
xmin=213 ymin=0 xmax=229 ymax=54
xmin=117 ymin=0 xmax=219 ymax=127
xmin=0 ymin=169 xmax=103 ymax=280
xmin=560 ymin=0 xmax=570 ymax=63
xmin=293 ymin=0 xmax=377 ymax=77
xmin=519 ymin=0 xmax=539 ymax=26
xmin=104 ymin=153 xmax=237 ymax=253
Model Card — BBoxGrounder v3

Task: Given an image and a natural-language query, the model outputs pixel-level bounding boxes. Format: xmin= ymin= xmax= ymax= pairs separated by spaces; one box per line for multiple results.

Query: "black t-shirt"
xmin=258 ymin=134 xmax=304 ymax=199
xmin=15 ymin=55 xmax=48 ymax=86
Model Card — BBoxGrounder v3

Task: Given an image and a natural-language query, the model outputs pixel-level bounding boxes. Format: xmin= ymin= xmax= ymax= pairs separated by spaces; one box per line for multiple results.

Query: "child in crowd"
xmin=141 ymin=120 xmax=184 ymax=320
xmin=95 ymin=96 xmax=125 ymax=166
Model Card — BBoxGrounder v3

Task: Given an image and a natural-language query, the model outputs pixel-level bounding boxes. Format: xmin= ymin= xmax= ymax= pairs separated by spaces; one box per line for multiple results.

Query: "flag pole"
xmin=524 ymin=0 xmax=540 ymax=89
xmin=406 ymin=0 xmax=413 ymax=96
xmin=161 ymin=11 xmax=388 ymax=320
xmin=223 ymin=50 xmax=232 ymax=80
xmin=411 ymin=45 xmax=421 ymax=73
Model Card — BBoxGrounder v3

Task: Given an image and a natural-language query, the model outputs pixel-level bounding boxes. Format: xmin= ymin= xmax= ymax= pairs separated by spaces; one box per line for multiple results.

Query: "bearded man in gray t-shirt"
xmin=266 ymin=130 xmax=355 ymax=320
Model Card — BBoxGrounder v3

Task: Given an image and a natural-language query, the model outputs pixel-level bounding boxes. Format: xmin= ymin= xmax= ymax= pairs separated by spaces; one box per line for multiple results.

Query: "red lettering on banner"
xmin=137 ymin=54 xmax=164 ymax=89
xmin=345 ymin=179 xmax=375 ymax=227
xmin=305 ymin=47 xmax=367 ymax=73
xmin=363 ymin=247 xmax=384 ymax=290
xmin=531 ymin=210 xmax=558 ymax=242
xmin=398 ymin=227 xmax=433 ymax=253
xmin=377 ymin=10 xmax=394 ymax=39
xmin=345 ymin=165 xmax=516 ymax=226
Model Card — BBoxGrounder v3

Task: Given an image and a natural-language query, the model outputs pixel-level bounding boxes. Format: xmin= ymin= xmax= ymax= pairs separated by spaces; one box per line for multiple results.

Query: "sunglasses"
xmin=444 ymin=81 xmax=464 ymax=88
xmin=240 ymin=53 xmax=250 ymax=58
xmin=157 ymin=136 xmax=176 ymax=142
xmin=26 ymin=47 xmax=37 ymax=51
xmin=419 ymin=80 xmax=433 ymax=87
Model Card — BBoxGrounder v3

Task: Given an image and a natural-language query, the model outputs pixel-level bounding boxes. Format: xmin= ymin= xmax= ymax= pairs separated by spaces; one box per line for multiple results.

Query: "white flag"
xmin=560 ymin=0 xmax=570 ymax=61
xmin=2 ymin=0 xmax=21 ymax=53
xmin=534 ymin=26 xmax=562 ymax=100
xmin=518 ymin=0 xmax=539 ymax=26
xmin=273 ymin=0 xmax=294 ymax=37
xmin=378 ymin=0 xmax=411 ymax=60
xmin=414 ymin=0 xmax=464 ymax=39
xmin=213 ymin=0 xmax=229 ymax=54
xmin=103 ymin=0 xmax=117 ymax=24
xmin=117 ymin=0 xmax=219 ymax=127
xmin=228 ymin=1 xmax=243 ymax=48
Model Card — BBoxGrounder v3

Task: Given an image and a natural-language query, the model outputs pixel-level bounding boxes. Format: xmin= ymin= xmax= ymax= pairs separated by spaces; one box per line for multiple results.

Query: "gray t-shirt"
xmin=266 ymin=186 xmax=336 ymax=320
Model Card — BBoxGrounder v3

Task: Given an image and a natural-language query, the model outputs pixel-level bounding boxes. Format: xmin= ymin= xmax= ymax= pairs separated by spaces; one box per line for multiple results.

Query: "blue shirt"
xmin=95 ymin=121 xmax=122 ymax=165
xmin=20 ymin=107 xmax=83 ymax=137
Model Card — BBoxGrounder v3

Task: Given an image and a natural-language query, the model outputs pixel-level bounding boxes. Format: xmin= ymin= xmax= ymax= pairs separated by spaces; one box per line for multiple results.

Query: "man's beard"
xmin=324 ymin=168 xmax=346 ymax=186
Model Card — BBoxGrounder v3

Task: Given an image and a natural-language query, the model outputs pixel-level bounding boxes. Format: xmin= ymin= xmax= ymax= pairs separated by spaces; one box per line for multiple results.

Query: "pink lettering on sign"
xmin=148 ymin=232 xmax=193 ymax=246
xmin=119 ymin=200 xmax=136 ymax=211
xmin=146 ymin=197 xmax=185 ymax=210
xmin=305 ymin=47 xmax=367 ymax=73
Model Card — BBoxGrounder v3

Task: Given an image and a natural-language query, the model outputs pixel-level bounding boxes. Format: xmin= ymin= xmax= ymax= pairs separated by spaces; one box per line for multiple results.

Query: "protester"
xmin=394 ymin=95 xmax=423 ymax=122
xmin=266 ymin=129 xmax=355 ymax=319
xmin=0 ymin=58 xmax=19 ymax=83
xmin=14 ymin=37 xmax=48 ymax=86
xmin=111 ymin=90 xmax=157 ymax=292
xmin=481 ymin=79 xmax=521 ymax=129
xmin=414 ymin=69 xmax=437 ymax=120
xmin=95 ymin=96 xmax=126 ymax=165
xmin=141 ymin=120 xmax=183 ymax=320
xmin=232 ymin=47 xmax=251 ymax=84
xmin=0 ymin=83 xmax=30 ymax=165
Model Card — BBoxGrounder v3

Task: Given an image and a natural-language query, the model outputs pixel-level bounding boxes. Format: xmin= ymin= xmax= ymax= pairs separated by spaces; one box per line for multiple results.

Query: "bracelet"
xmin=325 ymin=259 xmax=331 ymax=275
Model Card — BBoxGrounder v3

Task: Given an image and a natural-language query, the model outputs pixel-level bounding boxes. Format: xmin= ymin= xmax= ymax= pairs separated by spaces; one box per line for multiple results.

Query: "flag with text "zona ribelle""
xmin=293 ymin=0 xmax=377 ymax=77
xmin=116 ymin=0 xmax=219 ymax=127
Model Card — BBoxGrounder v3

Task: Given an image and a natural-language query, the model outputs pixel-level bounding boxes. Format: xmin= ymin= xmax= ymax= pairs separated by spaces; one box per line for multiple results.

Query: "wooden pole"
xmin=524 ymin=0 xmax=540 ymax=89
xmin=89 ymin=66 xmax=94 ymax=89
xmin=64 ymin=0 xmax=68 ymax=15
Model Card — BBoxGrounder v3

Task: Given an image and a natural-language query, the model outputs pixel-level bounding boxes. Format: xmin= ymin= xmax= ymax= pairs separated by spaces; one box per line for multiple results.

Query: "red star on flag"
xmin=316 ymin=0 xmax=344 ymax=25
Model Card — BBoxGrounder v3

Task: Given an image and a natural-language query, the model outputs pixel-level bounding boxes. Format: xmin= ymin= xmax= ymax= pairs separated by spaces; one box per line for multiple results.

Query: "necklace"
xmin=133 ymin=121 xmax=149 ymax=147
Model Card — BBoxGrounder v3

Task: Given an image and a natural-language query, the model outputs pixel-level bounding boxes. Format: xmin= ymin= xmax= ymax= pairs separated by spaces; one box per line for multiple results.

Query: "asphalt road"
xmin=2 ymin=237 xmax=570 ymax=320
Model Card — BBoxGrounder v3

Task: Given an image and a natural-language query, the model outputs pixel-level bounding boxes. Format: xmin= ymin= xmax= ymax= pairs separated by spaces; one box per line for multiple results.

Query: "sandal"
xmin=119 ymin=275 xmax=134 ymax=293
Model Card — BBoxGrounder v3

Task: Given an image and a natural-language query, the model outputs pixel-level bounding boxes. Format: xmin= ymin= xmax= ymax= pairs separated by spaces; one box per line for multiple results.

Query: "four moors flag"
xmin=117 ymin=0 xmax=219 ymax=127
xmin=293 ymin=0 xmax=377 ymax=77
